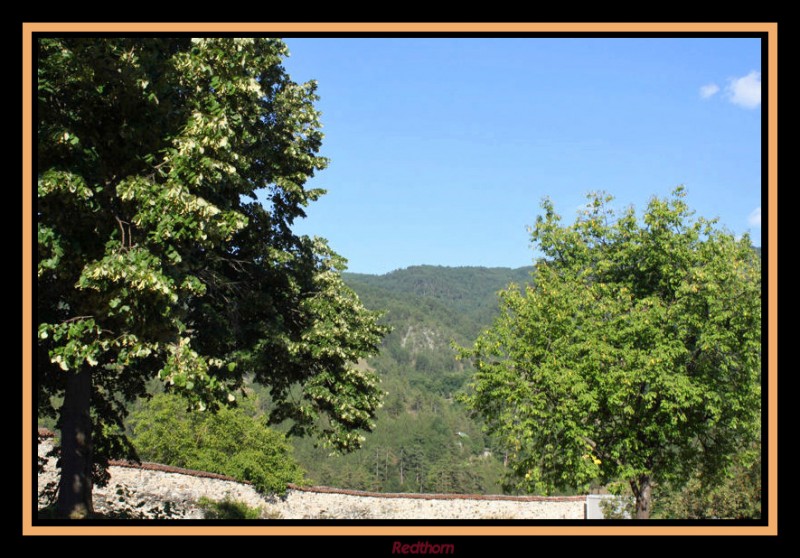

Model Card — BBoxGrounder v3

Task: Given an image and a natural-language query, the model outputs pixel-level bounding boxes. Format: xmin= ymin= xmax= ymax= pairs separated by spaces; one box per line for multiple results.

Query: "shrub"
xmin=198 ymin=497 xmax=264 ymax=519
xmin=130 ymin=393 xmax=305 ymax=495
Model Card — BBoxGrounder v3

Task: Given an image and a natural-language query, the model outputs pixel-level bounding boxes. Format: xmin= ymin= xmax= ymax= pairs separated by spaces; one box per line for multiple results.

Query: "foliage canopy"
xmin=460 ymin=188 xmax=761 ymax=518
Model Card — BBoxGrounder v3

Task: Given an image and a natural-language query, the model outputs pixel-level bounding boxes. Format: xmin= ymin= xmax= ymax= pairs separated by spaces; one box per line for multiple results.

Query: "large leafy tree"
xmin=37 ymin=37 xmax=387 ymax=518
xmin=460 ymin=189 xmax=761 ymax=518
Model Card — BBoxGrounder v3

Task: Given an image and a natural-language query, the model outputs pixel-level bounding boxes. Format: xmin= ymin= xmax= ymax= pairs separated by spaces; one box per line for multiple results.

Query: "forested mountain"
xmin=284 ymin=265 xmax=536 ymax=494
xmin=344 ymin=266 xmax=533 ymax=342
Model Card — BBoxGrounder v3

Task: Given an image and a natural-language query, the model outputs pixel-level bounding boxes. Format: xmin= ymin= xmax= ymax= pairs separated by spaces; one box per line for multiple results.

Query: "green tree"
xmin=129 ymin=393 xmax=304 ymax=494
xmin=424 ymin=458 xmax=484 ymax=494
xmin=460 ymin=188 xmax=761 ymax=518
xmin=37 ymin=37 xmax=387 ymax=518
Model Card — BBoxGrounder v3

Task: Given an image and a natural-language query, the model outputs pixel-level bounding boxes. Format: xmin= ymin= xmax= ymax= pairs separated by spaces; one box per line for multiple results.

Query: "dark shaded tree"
xmin=37 ymin=37 xmax=386 ymax=518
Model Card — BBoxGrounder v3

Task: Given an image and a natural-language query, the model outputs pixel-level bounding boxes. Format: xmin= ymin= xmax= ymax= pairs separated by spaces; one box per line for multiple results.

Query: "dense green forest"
xmin=286 ymin=265 xmax=535 ymax=493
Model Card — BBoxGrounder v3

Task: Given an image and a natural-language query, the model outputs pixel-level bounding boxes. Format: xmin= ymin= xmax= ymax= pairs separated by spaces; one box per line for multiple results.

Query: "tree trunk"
xmin=399 ymin=449 xmax=404 ymax=486
xmin=632 ymin=475 xmax=652 ymax=519
xmin=57 ymin=367 xmax=93 ymax=519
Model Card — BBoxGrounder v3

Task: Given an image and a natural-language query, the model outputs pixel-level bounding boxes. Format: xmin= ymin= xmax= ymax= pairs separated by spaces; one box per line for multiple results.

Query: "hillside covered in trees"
xmin=287 ymin=265 xmax=535 ymax=494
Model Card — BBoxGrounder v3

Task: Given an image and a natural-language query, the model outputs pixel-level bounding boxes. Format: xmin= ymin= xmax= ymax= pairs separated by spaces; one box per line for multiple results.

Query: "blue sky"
xmin=281 ymin=38 xmax=762 ymax=275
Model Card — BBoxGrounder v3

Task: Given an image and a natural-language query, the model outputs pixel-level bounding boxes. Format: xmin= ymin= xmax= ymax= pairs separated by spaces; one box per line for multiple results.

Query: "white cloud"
xmin=699 ymin=83 xmax=720 ymax=99
xmin=748 ymin=207 xmax=761 ymax=227
xmin=727 ymin=71 xmax=761 ymax=109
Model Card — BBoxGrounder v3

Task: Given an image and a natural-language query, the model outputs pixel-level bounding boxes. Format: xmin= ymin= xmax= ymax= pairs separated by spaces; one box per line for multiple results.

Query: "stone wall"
xmin=37 ymin=433 xmax=586 ymax=519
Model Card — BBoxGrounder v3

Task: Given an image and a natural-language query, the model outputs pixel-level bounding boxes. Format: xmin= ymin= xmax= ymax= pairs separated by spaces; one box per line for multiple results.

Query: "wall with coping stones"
xmin=37 ymin=433 xmax=586 ymax=519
